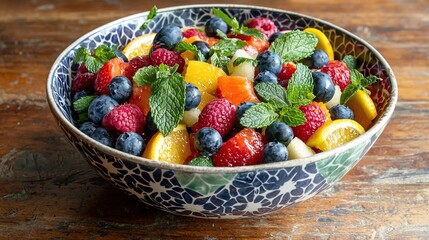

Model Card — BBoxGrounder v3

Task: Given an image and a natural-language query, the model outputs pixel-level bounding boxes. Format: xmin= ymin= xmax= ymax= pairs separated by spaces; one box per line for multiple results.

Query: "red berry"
xmin=247 ymin=17 xmax=278 ymax=39
xmin=102 ymin=103 xmax=146 ymax=135
xmin=213 ymin=128 xmax=265 ymax=167
xmin=182 ymin=28 xmax=206 ymax=39
xmin=292 ymin=102 xmax=330 ymax=142
xmin=150 ymin=48 xmax=185 ymax=73
xmin=95 ymin=58 xmax=127 ymax=95
xmin=278 ymin=62 xmax=296 ymax=88
xmin=77 ymin=62 xmax=89 ymax=75
xmin=124 ymin=55 xmax=152 ymax=80
xmin=192 ymin=98 xmax=236 ymax=138
xmin=71 ymin=72 xmax=96 ymax=93
xmin=320 ymin=60 xmax=351 ymax=91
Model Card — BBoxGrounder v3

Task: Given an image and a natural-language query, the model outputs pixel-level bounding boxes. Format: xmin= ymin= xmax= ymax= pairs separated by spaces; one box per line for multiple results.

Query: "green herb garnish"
xmin=74 ymin=45 xmax=117 ymax=73
xmin=140 ymin=6 xmax=157 ymax=31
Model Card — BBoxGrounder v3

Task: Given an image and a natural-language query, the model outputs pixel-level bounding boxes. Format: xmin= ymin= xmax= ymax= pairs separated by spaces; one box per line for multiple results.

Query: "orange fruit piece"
xmin=197 ymin=91 xmax=217 ymax=111
xmin=184 ymin=60 xmax=226 ymax=96
xmin=128 ymin=84 xmax=151 ymax=116
xmin=303 ymin=28 xmax=334 ymax=61
xmin=217 ymin=75 xmax=260 ymax=107
xmin=346 ymin=89 xmax=378 ymax=130
xmin=121 ymin=33 xmax=155 ymax=59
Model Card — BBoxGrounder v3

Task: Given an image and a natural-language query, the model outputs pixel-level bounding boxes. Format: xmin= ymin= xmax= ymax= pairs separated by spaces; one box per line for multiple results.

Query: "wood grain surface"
xmin=0 ymin=0 xmax=428 ymax=239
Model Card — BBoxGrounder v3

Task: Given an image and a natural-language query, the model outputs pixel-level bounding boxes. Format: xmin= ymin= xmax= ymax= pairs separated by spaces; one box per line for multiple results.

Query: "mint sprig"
xmin=210 ymin=37 xmax=246 ymax=73
xmin=73 ymin=95 xmax=97 ymax=113
xmin=233 ymin=57 xmax=258 ymax=67
xmin=269 ymin=30 xmax=317 ymax=62
xmin=133 ymin=64 xmax=186 ymax=136
xmin=240 ymin=103 xmax=278 ymax=128
xmin=286 ymin=63 xmax=315 ymax=106
xmin=340 ymin=68 xmax=380 ymax=104
xmin=140 ymin=6 xmax=157 ymax=31
xmin=342 ymin=55 xmax=356 ymax=70
xmin=74 ymin=44 xmax=117 ymax=73
xmin=212 ymin=8 xmax=264 ymax=40
xmin=175 ymin=41 xmax=206 ymax=62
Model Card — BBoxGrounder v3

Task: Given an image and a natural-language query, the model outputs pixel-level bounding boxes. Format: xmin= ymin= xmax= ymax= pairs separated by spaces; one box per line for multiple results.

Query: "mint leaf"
xmin=84 ymin=57 xmax=104 ymax=73
xmin=237 ymin=27 xmax=264 ymax=40
xmin=362 ymin=75 xmax=380 ymax=88
xmin=240 ymin=103 xmax=278 ymax=128
xmin=340 ymin=84 xmax=360 ymax=105
xmin=212 ymin=8 xmax=239 ymax=29
xmin=212 ymin=7 xmax=263 ymax=39
xmin=140 ymin=6 xmax=157 ymax=31
xmin=254 ymin=82 xmax=288 ymax=109
xmin=149 ymin=73 xmax=186 ymax=136
xmin=340 ymin=69 xmax=381 ymax=104
xmin=175 ymin=41 xmax=206 ymax=62
xmin=93 ymin=45 xmax=117 ymax=62
xmin=233 ymin=57 xmax=258 ymax=67
xmin=210 ymin=53 xmax=230 ymax=73
xmin=279 ymin=105 xmax=306 ymax=127
xmin=188 ymin=156 xmax=214 ymax=167
xmin=133 ymin=66 xmax=158 ymax=86
xmin=350 ymin=68 xmax=364 ymax=85
xmin=269 ymin=30 xmax=317 ymax=62
xmin=342 ymin=55 xmax=356 ymax=70
xmin=211 ymin=38 xmax=246 ymax=56
xmin=73 ymin=95 xmax=96 ymax=113
xmin=286 ymin=63 xmax=314 ymax=106
xmin=74 ymin=47 xmax=90 ymax=63
xmin=73 ymin=44 xmax=117 ymax=73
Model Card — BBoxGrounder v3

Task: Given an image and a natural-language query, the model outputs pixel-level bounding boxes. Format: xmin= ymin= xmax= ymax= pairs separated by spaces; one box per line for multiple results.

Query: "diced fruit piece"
xmin=205 ymin=17 xmax=228 ymax=38
xmin=287 ymin=137 xmax=315 ymax=160
xmin=184 ymin=60 xmax=226 ymax=95
xmin=115 ymin=132 xmax=145 ymax=156
xmin=292 ymin=102 xmax=331 ymax=142
xmin=306 ymin=119 xmax=365 ymax=151
xmin=88 ymin=95 xmax=119 ymax=125
xmin=256 ymin=50 xmax=282 ymax=75
xmin=152 ymin=24 xmax=183 ymax=50
xmin=329 ymin=104 xmax=355 ymax=120
xmin=312 ymin=71 xmax=335 ymax=103
xmin=180 ymin=108 xmax=201 ymax=128
xmin=192 ymin=98 xmax=236 ymax=138
xmin=303 ymin=28 xmax=334 ymax=61
xmin=245 ymin=36 xmax=270 ymax=53
xmin=227 ymin=49 xmax=256 ymax=81
xmin=185 ymin=83 xmax=201 ymax=110
xmin=265 ymin=122 xmax=294 ymax=146
xmin=320 ymin=60 xmax=351 ymax=91
xmin=150 ymin=48 xmax=185 ymax=73
xmin=262 ymin=142 xmax=288 ymax=163
xmin=247 ymin=17 xmax=279 ymax=39
xmin=102 ymin=103 xmax=146 ymax=134
xmin=345 ymin=89 xmax=377 ymax=130
xmin=197 ymin=91 xmax=217 ymax=111
xmin=121 ymin=33 xmax=155 ymax=59
xmin=94 ymin=58 xmax=127 ymax=95
xmin=217 ymin=75 xmax=259 ymax=107
xmin=325 ymin=85 xmax=342 ymax=109
xmin=108 ymin=76 xmax=132 ymax=103
xmin=213 ymin=128 xmax=265 ymax=167
xmin=194 ymin=127 xmax=223 ymax=157
xmin=128 ymin=84 xmax=151 ymax=116
xmin=142 ymin=124 xmax=192 ymax=164
xmin=278 ymin=61 xmax=296 ymax=88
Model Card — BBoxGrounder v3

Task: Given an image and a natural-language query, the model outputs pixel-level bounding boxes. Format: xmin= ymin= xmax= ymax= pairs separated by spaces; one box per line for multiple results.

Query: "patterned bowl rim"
xmin=46 ymin=4 xmax=398 ymax=174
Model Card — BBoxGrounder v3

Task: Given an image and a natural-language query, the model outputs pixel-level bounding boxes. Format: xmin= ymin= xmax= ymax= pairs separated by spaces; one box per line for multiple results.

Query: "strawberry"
xmin=228 ymin=33 xmax=269 ymax=53
xmin=150 ymin=48 xmax=185 ymax=73
xmin=278 ymin=61 xmax=296 ymax=88
xmin=320 ymin=60 xmax=351 ymax=91
xmin=212 ymin=128 xmax=265 ymax=167
xmin=95 ymin=58 xmax=127 ymax=95
xmin=124 ymin=55 xmax=152 ymax=80
xmin=128 ymin=84 xmax=151 ymax=116
xmin=191 ymin=98 xmax=236 ymax=138
xmin=102 ymin=103 xmax=146 ymax=135
xmin=292 ymin=102 xmax=330 ymax=142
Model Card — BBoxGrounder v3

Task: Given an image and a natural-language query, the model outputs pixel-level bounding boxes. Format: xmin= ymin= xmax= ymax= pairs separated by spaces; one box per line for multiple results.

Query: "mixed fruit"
xmin=71 ymin=7 xmax=380 ymax=167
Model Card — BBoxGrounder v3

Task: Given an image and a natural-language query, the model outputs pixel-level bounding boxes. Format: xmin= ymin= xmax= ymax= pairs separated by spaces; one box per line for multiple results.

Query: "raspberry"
xmin=247 ymin=17 xmax=278 ymax=40
xmin=182 ymin=28 xmax=205 ymax=39
xmin=150 ymin=48 xmax=185 ymax=73
xmin=320 ymin=60 xmax=351 ymax=91
xmin=213 ymin=128 xmax=265 ymax=167
xmin=94 ymin=58 xmax=127 ymax=95
xmin=102 ymin=103 xmax=146 ymax=135
xmin=124 ymin=55 xmax=152 ymax=80
xmin=292 ymin=102 xmax=330 ymax=142
xmin=278 ymin=62 xmax=296 ymax=88
xmin=71 ymin=72 xmax=96 ymax=93
xmin=192 ymin=98 xmax=236 ymax=138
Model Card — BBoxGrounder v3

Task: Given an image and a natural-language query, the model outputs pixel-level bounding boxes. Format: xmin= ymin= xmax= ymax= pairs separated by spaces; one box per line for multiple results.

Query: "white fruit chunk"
xmin=287 ymin=137 xmax=316 ymax=160
xmin=325 ymin=85 xmax=342 ymax=109
xmin=227 ymin=49 xmax=255 ymax=81
xmin=180 ymin=108 xmax=201 ymax=127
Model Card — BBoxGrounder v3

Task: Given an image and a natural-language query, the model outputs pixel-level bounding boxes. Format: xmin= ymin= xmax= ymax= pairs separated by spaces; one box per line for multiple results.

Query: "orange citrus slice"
xmin=303 ymin=28 xmax=334 ymax=61
xmin=346 ymin=89 xmax=378 ymax=130
xmin=121 ymin=33 xmax=155 ymax=59
xmin=306 ymin=119 xmax=365 ymax=151
xmin=142 ymin=124 xmax=192 ymax=164
xmin=184 ymin=60 xmax=226 ymax=96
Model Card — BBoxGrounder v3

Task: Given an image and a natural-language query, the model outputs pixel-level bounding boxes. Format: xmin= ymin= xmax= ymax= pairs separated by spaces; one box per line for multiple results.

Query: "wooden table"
xmin=1 ymin=0 xmax=428 ymax=239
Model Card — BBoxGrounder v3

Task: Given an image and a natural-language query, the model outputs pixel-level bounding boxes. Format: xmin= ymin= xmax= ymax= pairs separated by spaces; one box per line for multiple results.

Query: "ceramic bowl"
xmin=46 ymin=4 xmax=397 ymax=218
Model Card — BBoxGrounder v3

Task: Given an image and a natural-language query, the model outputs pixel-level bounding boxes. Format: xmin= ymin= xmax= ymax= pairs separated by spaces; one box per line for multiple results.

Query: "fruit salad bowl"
xmin=46 ymin=4 xmax=397 ymax=218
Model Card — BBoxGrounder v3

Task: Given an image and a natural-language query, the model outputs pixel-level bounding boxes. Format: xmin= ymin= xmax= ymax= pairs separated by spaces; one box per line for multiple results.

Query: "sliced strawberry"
xmin=292 ymin=102 xmax=330 ymax=142
xmin=128 ymin=84 xmax=151 ymax=117
xmin=95 ymin=58 xmax=127 ymax=95
xmin=320 ymin=60 xmax=351 ymax=91
xmin=278 ymin=62 xmax=296 ymax=88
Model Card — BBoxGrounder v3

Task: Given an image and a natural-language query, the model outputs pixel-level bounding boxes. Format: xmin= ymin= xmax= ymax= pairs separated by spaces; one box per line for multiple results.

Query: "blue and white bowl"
xmin=46 ymin=4 xmax=397 ymax=218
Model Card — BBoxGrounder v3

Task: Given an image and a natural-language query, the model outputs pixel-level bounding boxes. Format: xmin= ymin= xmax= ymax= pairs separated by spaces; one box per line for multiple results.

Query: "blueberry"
xmin=256 ymin=50 xmax=282 ymax=75
xmin=265 ymin=122 xmax=294 ymax=146
xmin=145 ymin=111 xmax=158 ymax=133
xmin=115 ymin=132 xmax=145 ymax=156
xmin=194 ymin=127 xmax=223 ymax=157
xmin=73 ymin=90 xmax=90 ymax=102
xmin=79 ymin=121 xmax=98 ymax=136
xmin=115 ymin=50 xmax=129 ymax=62
xmin=254 ymin=71 xmax=278 ymax=84
xmin=205 ymin=17 xmax=228 ymax=38
xmin=236 ymin=102 xmax=256 ymax=122
xmin=88 ymin=95 xmax=118 ymax=125
xmin=312 ymin=71 xmax=335 ymax=103
xmin=310 ymin=50 xmax=329 ymax=69
xmin=185 ymin=83 xmax=201 ymax=110
xmin=330 ymin=104 xmax=354 ymax=120
xmin=192 ymin=40 xmax=211 ymax=59
xmin=268 ymin=32 xmax=283 ymax=44
xmin=153 ymin=24 xmax=183 ymax=50
xmin=90 ymin=127 xmax=115 ymax=147
xmin=108 ymin=76 xmax=132 ymax=103
xmin=263 ymin=142 xmax=289 ymax=163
